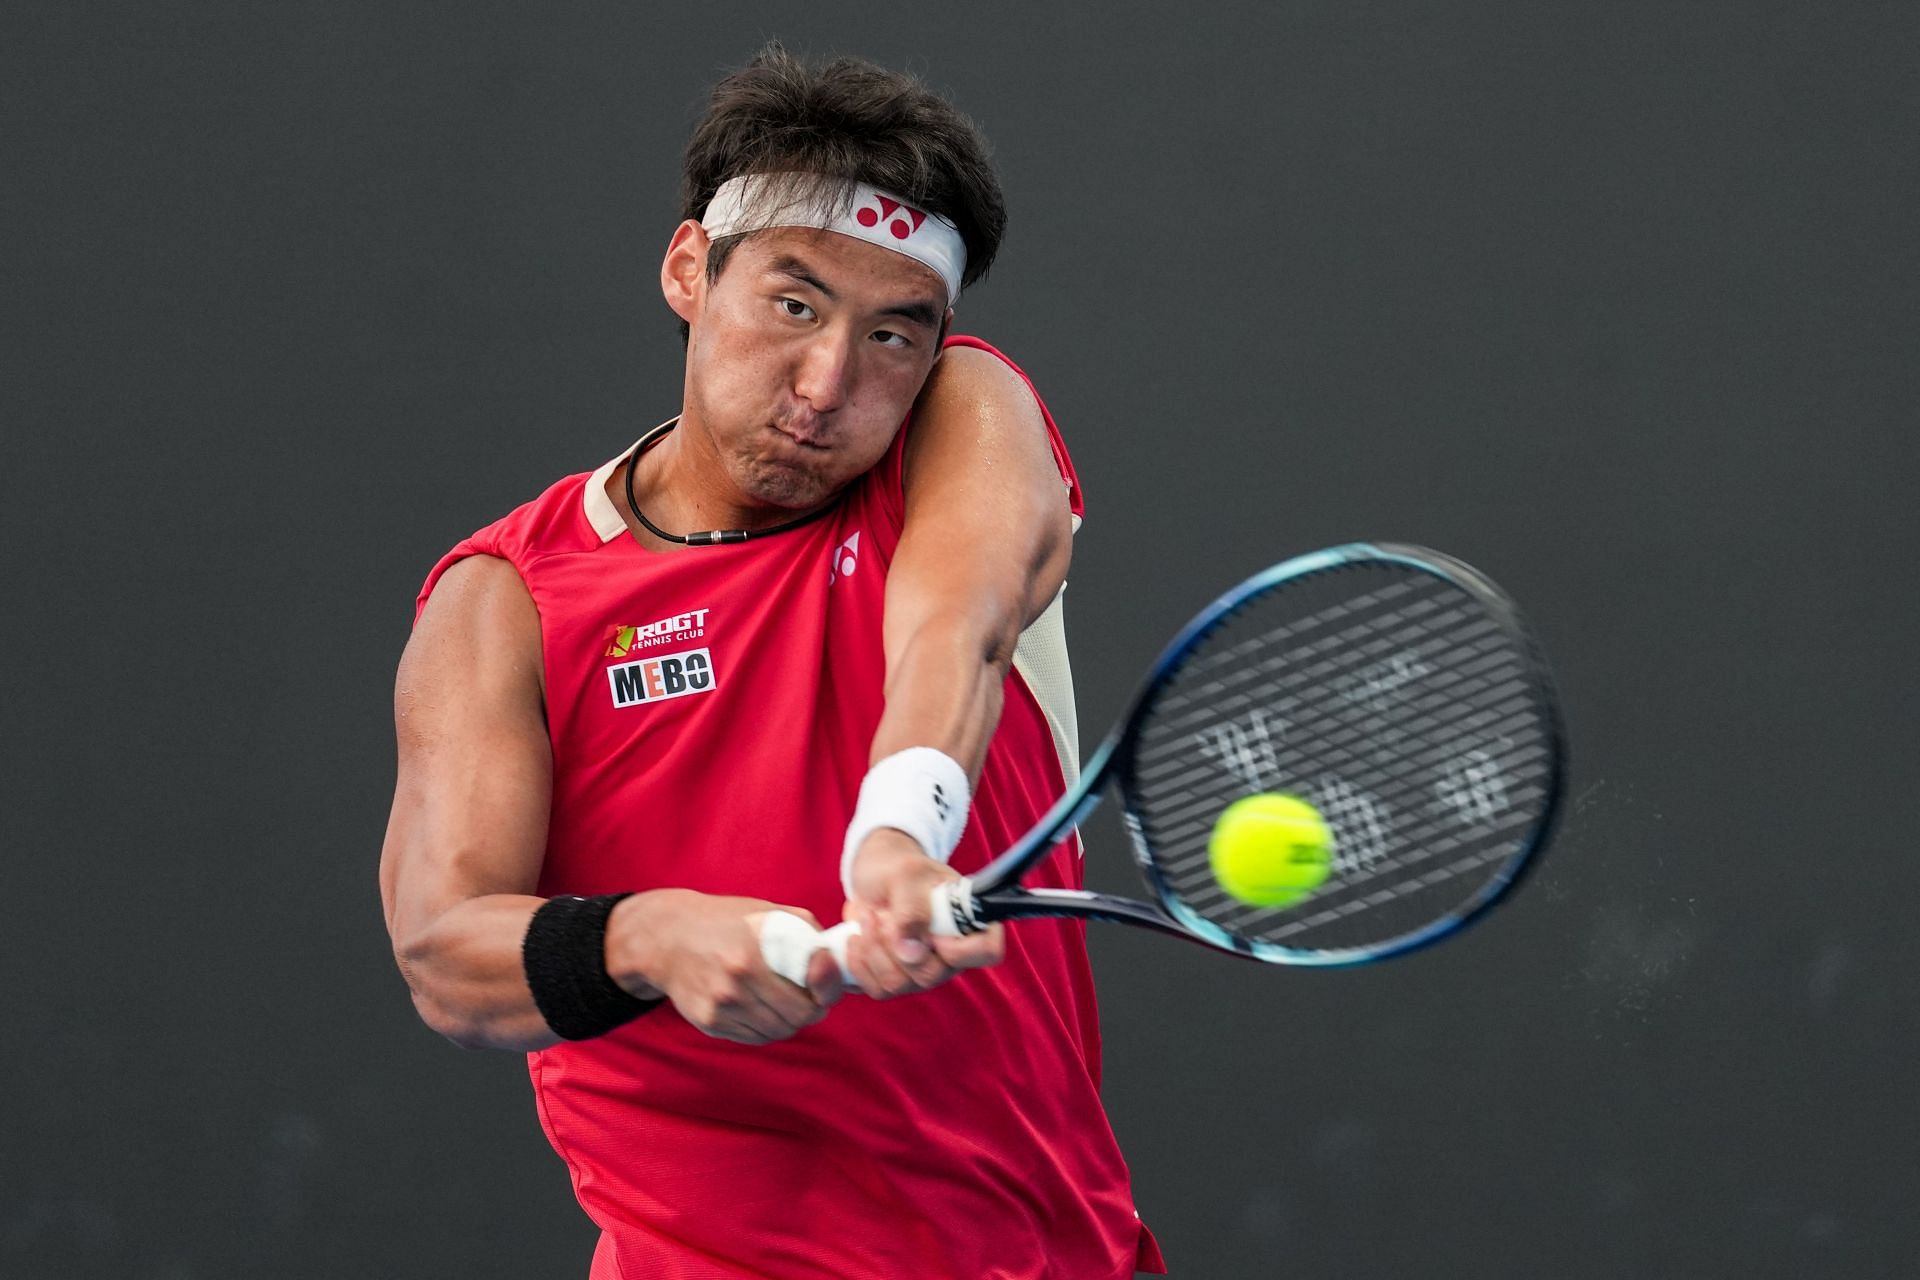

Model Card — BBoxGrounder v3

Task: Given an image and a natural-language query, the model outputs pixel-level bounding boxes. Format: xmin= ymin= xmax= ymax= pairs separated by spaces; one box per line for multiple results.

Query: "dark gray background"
xmin=6 ymin=2 xmax=1916 ymax=1277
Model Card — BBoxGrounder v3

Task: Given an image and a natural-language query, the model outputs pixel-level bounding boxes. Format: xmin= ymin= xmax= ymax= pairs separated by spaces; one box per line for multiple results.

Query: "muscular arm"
xmin=877 ymin=345 xmax=1072 ymax=770
xmin=843 ymin=344 xmax=1074 ymax=993
xmin=381 ymin=555 xmax=839 ymax=1051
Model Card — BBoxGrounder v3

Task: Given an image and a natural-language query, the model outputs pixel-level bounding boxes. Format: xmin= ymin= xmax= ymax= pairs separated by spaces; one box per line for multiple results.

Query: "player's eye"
xmin=872 ymin=329 xmax=909 ymax=349
xmin=778 ymin=298 xmax=815 ymax=321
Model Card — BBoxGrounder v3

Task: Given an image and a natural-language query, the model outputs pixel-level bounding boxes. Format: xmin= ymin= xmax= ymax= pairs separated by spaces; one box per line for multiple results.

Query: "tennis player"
xmin=381 ymin=45 xmax=1165 ymax=1278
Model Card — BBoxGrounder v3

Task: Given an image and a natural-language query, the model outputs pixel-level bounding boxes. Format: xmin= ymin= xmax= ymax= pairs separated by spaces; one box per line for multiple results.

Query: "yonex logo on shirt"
xmin=828 ymin=532 xmax=861 ymax=585
xmin=608 ymin=647 xmax=716 ymax=709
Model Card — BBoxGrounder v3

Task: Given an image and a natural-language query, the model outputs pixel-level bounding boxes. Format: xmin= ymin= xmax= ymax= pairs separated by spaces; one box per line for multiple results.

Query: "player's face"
xmin=669 ymin=226 xmax=951 ymax=513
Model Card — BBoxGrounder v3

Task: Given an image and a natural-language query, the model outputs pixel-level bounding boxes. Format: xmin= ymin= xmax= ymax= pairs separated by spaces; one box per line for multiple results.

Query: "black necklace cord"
xmin=623 ymin=417 xmax=838 ymax=546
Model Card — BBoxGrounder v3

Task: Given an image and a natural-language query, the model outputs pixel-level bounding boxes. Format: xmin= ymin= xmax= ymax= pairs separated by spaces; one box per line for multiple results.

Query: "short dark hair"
xmin=678 ymin=43 xmax=1006 ymax=329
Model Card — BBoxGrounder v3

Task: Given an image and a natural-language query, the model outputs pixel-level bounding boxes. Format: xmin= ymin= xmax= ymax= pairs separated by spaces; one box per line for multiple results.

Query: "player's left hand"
xmin=844 ymin=829 xmax=1005 ymax=999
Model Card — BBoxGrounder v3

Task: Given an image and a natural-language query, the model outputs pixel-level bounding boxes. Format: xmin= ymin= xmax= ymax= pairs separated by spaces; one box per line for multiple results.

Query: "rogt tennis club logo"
xmin=604 ymin=608 xmax=711 ymax=657
xmin=606 ymin=647 xmax=716 ymax=709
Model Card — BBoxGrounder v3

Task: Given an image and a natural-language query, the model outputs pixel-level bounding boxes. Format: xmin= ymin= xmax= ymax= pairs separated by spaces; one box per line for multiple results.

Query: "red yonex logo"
xmin=855 ymin=195 xmax=926 ymax=241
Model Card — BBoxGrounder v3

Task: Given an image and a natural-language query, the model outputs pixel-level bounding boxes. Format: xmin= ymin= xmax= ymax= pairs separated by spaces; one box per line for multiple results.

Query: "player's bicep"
xmin=895 ymin=346 xmax=1073 ymax=644
xmin=380 ymin=554 xmax=551 ymax=949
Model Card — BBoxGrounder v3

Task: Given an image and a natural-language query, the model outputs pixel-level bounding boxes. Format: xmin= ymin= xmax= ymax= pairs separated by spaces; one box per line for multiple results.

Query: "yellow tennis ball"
xmin=1208 ymin=793 xmax=1334 ymax=907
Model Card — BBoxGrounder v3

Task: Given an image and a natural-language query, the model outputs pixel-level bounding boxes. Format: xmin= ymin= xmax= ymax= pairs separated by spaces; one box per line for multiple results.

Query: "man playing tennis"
xmin=381 ymin=45 xmax=1164 ymax=1278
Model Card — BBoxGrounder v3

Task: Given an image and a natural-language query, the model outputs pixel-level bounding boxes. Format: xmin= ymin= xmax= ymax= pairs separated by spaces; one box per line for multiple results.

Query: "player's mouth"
xmin=771 ymin=411 xmax=830 ymax=449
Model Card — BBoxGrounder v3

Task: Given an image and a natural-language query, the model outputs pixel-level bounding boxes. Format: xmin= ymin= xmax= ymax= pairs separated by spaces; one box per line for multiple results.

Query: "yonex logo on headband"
xmin=701 ymin=174 xmax=965 ymax=304
xmin=856 ymin=195 xmax=925 ymax=241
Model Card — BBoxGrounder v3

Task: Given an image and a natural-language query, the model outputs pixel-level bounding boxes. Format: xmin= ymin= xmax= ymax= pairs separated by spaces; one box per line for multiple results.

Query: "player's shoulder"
xmin=935 ymin=334 xmax=1065 ymax=428
xmin=414 ymin=549 xmax=537 ymax=638
xmin=414 ymin=443 xmax=633 ymax=622
xmin=920 ymin=338 xmax=1050 ymax=432
xmin=937 ymin=336 xmax=1017 ymax=371
xmin=924 ymin=334 xmax=1084 ymax=523
xmin=451 ymin=436 xmax=643 ymax=572
xmin=480 ymin=463 xmax=612 ymax=563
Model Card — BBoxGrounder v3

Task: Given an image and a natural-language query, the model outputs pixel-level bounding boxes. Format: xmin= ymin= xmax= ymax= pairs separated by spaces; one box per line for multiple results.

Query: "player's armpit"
xmin=380 ymin=554 xmax=562 ymax=1051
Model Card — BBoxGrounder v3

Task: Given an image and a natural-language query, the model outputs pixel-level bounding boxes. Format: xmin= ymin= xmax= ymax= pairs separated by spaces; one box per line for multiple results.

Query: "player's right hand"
xmin=843 ymin=828 xmax=1006 ymax=998
xmin=606 ymin=889 xmax=845 ymax=1045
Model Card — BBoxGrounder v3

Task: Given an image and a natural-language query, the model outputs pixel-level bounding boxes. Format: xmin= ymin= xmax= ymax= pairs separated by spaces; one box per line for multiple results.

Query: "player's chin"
xmin=738 ymin=454 xmax=843 ymax=511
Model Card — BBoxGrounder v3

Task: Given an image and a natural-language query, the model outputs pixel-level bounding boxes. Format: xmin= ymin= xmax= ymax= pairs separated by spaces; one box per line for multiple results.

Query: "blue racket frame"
xmin=949 ymin=542 xmax=1567 ymax=967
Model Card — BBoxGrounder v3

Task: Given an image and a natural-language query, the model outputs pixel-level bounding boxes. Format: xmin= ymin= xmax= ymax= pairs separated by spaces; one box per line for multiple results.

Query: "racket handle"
xmin=757 ymin=911 xmax=860 ymax=990
xmin=758 ymin=882 xmax=982 ymax=993
xmin=928 ymin=878 xmax=983 ymax=936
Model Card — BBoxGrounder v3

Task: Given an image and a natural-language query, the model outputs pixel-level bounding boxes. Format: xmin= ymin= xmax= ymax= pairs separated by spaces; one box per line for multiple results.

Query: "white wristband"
xmin=840 ymin=747 xmax=971 ymax=898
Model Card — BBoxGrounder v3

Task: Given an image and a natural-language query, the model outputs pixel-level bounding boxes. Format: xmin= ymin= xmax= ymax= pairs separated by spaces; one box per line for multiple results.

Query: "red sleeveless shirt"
xmin=415 ymin=337 xmax=1164 ymax=1278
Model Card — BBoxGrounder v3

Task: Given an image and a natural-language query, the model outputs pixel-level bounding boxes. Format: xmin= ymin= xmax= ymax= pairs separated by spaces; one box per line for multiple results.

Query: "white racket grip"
xmin=757 ymin=910 xmax=861 ymax=990
xmin=928 ymin=878 xmax=981 ymax=937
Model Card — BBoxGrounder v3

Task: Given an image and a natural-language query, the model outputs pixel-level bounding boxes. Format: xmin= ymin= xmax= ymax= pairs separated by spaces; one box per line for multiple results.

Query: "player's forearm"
xmin=869 ymin=606 xmax=1018 ymax=779
xmin=393 ymin=893 xmax=561 ymax=1051
xmin=394 ymin=892 xmax=670 ymax=1051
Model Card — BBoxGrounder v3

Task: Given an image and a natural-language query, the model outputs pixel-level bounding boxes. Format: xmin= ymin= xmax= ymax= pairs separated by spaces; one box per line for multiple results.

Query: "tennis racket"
xmin=759 ymin=542 xmax=1564 ymax=985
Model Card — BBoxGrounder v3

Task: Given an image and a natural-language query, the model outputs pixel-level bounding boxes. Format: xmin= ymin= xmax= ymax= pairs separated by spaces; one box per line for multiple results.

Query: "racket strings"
xmin=1126 ymin=563 xmax=1556 ymax=954
xmin=1150 ymin=586 xmax=1465 ymax=721
xmin=1180 ymin=779 xmax=1548 ymax=930
xmin=1139 ymin=686 xmax=1548 ymax=862
xmin=1135 ymin=639 xmax=1528 ymax=798
xmin=1141 ymin=708 xmax=1548 ymax=859
xmin=1136 ymin=602 xmax=1522 ymax=803
xmin=1138 ymin=613 xmax=1502 ymax=750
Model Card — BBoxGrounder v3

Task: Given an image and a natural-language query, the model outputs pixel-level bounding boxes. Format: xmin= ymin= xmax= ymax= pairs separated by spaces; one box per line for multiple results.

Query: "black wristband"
xmin=522 ymin=894 xmax=663 ymax=1041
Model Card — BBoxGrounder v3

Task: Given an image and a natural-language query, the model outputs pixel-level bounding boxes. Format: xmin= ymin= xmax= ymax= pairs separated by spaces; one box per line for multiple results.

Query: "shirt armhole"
xmin=413 ymin=529 xmax=511 ymax=625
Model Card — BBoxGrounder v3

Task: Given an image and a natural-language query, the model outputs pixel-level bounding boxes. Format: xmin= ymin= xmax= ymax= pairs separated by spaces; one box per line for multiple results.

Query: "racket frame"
xmin=943 ymin=542 xmax=1566 ymax=966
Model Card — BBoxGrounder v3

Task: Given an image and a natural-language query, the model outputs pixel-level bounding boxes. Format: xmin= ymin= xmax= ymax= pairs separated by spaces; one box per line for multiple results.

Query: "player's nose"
xmin=792 ymin=331 xmax=852 ymax=414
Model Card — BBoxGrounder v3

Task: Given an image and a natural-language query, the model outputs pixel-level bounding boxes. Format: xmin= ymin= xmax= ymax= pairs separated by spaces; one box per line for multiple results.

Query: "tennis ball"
xmin=1208 ymin=793 xmax=1334 ymax=907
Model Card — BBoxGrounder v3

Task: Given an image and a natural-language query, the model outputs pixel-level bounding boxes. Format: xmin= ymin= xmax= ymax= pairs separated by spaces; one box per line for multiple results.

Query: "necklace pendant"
xmin=685 ymin=529 xmax=751 ymax=547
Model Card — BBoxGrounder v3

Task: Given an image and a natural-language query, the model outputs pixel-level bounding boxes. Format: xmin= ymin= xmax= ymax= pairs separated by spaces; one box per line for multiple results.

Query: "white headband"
xmin=701 ymin=174 xmax=966 ymax=306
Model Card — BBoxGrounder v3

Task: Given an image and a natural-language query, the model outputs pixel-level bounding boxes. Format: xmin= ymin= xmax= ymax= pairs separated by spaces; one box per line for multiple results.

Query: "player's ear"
xmin=660 ymin=220 xmax=710 ymax=326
